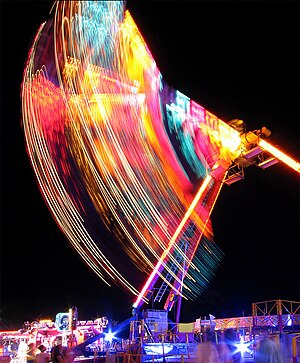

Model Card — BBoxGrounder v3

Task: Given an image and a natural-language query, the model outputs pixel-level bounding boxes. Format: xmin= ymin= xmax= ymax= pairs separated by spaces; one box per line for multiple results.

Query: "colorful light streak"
xmin=22 ymin=0 xmax=294 ymax=308
xmin=133 ymin=174 xmax=213 ymax=308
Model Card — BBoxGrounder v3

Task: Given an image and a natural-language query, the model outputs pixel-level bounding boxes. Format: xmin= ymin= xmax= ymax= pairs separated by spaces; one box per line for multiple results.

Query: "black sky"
xmin=0 ymin=1 xmax=299 ymax=330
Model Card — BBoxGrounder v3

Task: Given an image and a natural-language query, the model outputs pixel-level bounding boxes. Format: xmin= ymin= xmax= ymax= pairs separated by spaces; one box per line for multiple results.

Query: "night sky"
xmin=1 ymin=1 xmax=299 ymax=330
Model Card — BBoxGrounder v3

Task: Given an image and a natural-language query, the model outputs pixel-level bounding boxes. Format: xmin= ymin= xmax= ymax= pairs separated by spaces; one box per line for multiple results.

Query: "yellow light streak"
xmin=258 ymin=139 xmax=300 ymax=174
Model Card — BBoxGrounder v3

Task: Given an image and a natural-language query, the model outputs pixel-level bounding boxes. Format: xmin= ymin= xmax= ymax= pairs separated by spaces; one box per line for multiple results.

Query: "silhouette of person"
xmin=51 ymin=339 xmax=67 ymax=363
xmin=35 ymin=345 xmax=50 ymax=363
xmin=223 ymin=328 xmax=242 ymax=363
xmin=217 ymin=338 xmax=234 ymax=363
xmin=27 ymin=343 xmax=36 ymax=363
xmin=195 ymin=329 xmax=220 ymax=363
xmin=255 ymin=337 xmax=284 ymax=363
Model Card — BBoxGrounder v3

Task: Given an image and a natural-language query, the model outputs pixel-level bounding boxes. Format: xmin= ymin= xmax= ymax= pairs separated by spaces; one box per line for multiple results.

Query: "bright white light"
xmin=143 ymin=344 xmax=174 ymax=355
xmin=235 ymin=340 xmax=253 ymax=355
xmin=286 ymin=314 xmax=292 ymax=326
xmin=104 ymin=331 xmax=115 ymax=342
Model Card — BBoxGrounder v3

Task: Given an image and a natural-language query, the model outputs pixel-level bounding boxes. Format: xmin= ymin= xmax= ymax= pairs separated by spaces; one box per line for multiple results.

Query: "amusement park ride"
xmin=1 ymin=0 xmax=300 ymax=361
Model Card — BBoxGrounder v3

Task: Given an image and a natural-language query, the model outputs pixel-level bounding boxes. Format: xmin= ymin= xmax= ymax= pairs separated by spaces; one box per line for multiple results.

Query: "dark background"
xmin=0 ymin=1 xmax=299 ymax=330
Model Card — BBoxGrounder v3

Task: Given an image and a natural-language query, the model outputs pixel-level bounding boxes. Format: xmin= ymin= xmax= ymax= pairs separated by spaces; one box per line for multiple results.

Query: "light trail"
xmin=21 ymin=1 xmax=296 ymax=306
xmin=258 ymin=139 xmax=300 ymax=174
xmin=22 ymin=0 xmax=230 ymax=299
xmin=133 ymin=174 xmax=212 ymax=308
xmin=164 ymin=176 xmax=225 ymax=313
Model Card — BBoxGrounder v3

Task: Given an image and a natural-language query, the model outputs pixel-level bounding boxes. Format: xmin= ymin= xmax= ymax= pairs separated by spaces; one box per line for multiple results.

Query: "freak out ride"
xmin=18 ymin=1 xmax=300 ymax=360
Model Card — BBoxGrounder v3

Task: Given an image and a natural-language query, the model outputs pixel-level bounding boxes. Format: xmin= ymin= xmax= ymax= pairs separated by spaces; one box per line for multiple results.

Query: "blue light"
xmin=235 ymin=339 xmax=253 ymax=356
xmin=104 ymin=331 xmax=115 ymax=343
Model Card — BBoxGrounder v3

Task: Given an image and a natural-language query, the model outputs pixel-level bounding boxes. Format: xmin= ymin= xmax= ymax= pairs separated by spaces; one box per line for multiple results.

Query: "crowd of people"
xmin=254 ymin=337 xmax=287 ymax=363
xmin=195 ymin=328 xmax=287 ymax=363
xmin=195 ymin=328 xmax=243 ymax=363
xmin=26 ymin=338 xmax=75 ymax=363
xmin=25 ymin=330 xmax=289 ymax=363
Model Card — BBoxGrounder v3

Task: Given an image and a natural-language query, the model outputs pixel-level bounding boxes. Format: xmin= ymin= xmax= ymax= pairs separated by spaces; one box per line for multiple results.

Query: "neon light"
xmin=258 ymin=139 xmax=300 ymax=174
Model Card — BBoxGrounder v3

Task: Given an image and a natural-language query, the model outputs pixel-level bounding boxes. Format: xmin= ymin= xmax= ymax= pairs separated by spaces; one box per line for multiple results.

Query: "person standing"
xmin=26 ymin=343 xmax=36 ymax=363
xmin=51 ymin=339 xmax=67 ymax=363
xmin=223 ymin=328 xmax=242 ymax=363
xmin=195 ymin=330 xmax=221 ymax=363
xmin=35 ymin=345 xmax=50 ymax=363
xmin=255 ymin=337 xmax=284 ymax=363
xmin=217 ymin=339 xmax=234 ymax=363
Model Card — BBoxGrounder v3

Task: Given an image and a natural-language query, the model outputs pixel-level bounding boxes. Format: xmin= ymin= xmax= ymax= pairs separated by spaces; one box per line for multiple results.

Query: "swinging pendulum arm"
xmin=133 ymin=174 xmax=213 ymax=309
xmin=172 ymin=176 xmax=225 ymax=323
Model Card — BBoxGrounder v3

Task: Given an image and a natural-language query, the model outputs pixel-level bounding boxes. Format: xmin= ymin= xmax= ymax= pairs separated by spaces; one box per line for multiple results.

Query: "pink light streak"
xmin=133 ymin=174 xmax=212 ymax=308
